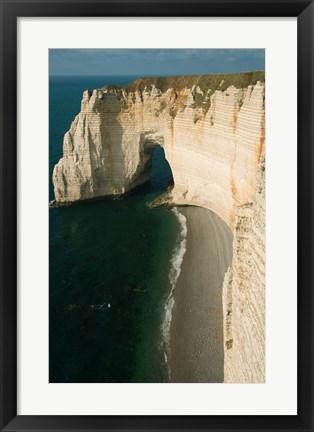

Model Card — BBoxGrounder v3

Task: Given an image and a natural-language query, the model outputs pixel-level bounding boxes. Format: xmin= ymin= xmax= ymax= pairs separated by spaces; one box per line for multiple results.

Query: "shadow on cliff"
xmin=125 ymin=144 xmax=174 ymax=200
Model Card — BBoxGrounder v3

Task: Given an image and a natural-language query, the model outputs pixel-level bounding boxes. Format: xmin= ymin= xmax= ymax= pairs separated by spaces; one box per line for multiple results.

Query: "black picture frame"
xmin=0 ymin=1 xmax=313 ymax=431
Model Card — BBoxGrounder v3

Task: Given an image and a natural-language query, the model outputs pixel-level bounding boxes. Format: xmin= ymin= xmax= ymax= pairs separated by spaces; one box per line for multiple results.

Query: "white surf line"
xmin=162 ymin=207 xmax=187 ymax=381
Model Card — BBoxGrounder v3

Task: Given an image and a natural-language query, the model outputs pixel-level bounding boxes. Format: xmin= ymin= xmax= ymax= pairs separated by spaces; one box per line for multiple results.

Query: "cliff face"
xmin=52 ymin=72 xmax=265 ymax=382
xmin=53 ymin=72 xmax=265 ymax=229
xmin=223 ymin=154 xmax=265 ymax=382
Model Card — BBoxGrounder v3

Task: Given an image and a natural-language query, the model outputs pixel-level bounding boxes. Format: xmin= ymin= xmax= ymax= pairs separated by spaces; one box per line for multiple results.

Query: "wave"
xmin=63 ymin=302 xmax=111 ymax=311
xmin=162 ymin=207 xmax=187 ymax=381
xmin=89 ymin=302 xmax=111 ymax=310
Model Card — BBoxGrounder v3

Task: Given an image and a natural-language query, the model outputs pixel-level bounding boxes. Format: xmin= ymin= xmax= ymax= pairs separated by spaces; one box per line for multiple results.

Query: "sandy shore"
xmin=169 ymin=206 xmax=233 ymax=383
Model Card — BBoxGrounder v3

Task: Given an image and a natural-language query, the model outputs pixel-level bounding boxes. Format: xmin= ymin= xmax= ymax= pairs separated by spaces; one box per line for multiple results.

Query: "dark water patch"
xmin=49 ymin=76 xmax=179 ymax=382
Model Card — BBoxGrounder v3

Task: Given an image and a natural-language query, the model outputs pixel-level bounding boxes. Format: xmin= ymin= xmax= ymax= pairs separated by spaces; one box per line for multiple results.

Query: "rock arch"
xmin=53 ymin=80 xmax=265 ymax=230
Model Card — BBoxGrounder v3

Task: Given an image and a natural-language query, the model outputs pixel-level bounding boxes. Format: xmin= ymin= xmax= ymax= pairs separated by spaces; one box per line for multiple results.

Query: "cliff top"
xmin=101 ymin=71 xmax=265 ymax=94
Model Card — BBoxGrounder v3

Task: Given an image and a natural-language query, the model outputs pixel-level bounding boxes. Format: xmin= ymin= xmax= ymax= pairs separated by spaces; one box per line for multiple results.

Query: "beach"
xmin=169 ymin=206 xmax=233 ymax=382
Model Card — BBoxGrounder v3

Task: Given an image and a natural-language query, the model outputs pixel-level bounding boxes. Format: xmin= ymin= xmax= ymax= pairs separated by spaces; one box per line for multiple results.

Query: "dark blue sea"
xmin=49 ymin=76 xmax=182 ymax=383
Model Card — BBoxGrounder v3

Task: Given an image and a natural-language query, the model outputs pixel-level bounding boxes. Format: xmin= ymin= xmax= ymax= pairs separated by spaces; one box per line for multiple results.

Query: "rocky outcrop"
xmin=223 ymin=154 xmax=265 ymax=382
xmin=52 ymin=72 xmax=265 ymax=382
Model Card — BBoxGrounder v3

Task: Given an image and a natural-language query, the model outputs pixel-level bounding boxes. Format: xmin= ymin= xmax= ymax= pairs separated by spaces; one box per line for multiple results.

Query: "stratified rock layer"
xmin=53 ymin=72 xmax=265 ymax=382
xmin=53 ymin=72 xmax=265 ymax=229
xmin=223 ymin=154 xmax=265 ymax=382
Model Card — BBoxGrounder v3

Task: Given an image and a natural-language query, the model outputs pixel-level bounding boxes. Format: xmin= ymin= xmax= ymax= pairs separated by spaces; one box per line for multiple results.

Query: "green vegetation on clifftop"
xmin=102 ymin=71 xmax=265 ymax=94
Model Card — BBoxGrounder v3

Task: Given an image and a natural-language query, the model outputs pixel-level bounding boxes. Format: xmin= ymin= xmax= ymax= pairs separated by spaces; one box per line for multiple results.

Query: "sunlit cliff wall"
xmin=223 ymin=154 xmax=265 ymax=382
xmin=53 ymin=72 xmax=265 ymax=229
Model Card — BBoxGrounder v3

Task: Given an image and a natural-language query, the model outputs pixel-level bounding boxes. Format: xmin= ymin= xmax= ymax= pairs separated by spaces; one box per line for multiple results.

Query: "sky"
xmin=49 ymin=49 xmax=265 ymax=77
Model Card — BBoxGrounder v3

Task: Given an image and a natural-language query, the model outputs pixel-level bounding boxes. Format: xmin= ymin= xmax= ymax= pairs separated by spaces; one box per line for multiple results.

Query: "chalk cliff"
xmin=52 ymin=72 xmax=265 ymax=382
xmin=223 ymin=154 xmax=265 ymax=382
xmin=53 ymin=72 xmax=264 ymax=229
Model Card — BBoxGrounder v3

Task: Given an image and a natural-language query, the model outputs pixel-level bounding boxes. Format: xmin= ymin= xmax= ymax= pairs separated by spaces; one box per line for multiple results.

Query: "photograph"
xmin=49 ymin=48 xmax=265 ymax=384
xmin=2 ymin=0 xmax=313 ymax=428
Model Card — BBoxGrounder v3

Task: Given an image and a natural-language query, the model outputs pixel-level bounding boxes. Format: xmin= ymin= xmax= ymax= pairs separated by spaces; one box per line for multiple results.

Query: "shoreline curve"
xmin=169 ymin=206 xmax=233 ymax=383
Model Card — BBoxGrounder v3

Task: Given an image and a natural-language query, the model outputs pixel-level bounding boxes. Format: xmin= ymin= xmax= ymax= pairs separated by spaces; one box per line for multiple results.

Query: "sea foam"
xmin=162 ymin=207 xmax=187 ymax=380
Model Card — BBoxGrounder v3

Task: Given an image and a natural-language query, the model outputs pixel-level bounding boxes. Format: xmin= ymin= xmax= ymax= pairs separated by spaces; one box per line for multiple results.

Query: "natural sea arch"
xmin=137 ymin=132 xmax=174 ymax=195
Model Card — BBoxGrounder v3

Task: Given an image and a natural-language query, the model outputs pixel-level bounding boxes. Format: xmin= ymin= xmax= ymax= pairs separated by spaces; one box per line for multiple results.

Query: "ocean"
xmin=49 ymin=76 xmax=184 ymax=383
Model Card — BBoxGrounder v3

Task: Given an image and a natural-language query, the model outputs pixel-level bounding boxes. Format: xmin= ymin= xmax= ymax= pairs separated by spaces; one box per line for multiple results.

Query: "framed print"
xmin=0 ymin=1 xmax=313 ymax=431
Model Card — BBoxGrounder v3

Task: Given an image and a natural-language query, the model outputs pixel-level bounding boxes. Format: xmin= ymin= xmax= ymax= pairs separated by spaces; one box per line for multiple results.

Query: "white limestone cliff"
xmin=223 ymin=154 xmax=265 ymax=382
xmin=53 ymin=73 xmax=265 ymax=229
xmin=52 ymin=72 xmax=265 ymax=382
